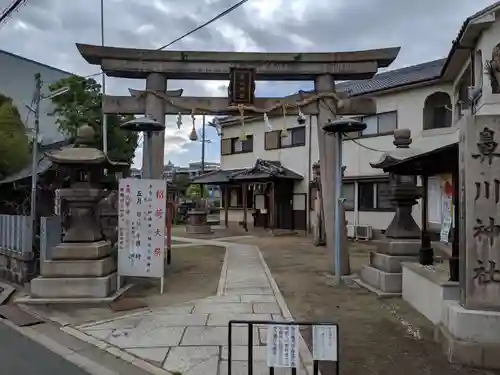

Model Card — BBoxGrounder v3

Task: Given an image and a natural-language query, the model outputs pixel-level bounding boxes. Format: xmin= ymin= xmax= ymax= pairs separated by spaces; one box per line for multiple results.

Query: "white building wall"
xmin=220 ymin=82 xmax=459 ymax=231
xmin=469 ymin=16 xmax=500 ymax=116
xmin=221 ymin=115 xmax=319 ymax=197
xmin=0 ymin=50 xmax=73 ymax=144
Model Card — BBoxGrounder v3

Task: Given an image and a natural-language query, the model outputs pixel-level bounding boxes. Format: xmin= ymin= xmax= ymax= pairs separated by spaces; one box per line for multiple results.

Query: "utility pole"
xmin=30 ymin=73 xmax=42 ymax=241
xmin=100 ymin=0 xmax=108 ymax=154
xmin=201 ymin=115 xmax=206 ymax=174
xmin=200 ymin=115 xmax=206 ymax=198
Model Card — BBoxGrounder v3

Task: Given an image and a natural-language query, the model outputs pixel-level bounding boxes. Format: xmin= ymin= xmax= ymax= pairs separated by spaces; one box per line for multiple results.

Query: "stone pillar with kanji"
xmin=436 ymin=114 xmax=500 ymax=369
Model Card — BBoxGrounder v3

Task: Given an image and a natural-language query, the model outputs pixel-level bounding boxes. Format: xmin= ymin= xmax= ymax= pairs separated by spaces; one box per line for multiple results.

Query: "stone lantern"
xmin=358 ymin=129 xmax=422 ymax=295
xmin=29 ymin=125 xmax=121 ymax=300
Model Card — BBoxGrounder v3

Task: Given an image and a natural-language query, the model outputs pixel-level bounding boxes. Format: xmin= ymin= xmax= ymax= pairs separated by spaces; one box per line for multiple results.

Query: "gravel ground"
xmin=24 ymin=245 xmax=226 ymax=326
xmin=235 ymin=236 xmax=498 ymax=375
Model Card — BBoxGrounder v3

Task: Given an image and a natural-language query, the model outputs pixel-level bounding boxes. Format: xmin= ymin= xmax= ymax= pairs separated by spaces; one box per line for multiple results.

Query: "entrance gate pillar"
xmin=314 ymin=75 xmax=346 ymax=275
xmin=145 ymin=73 xmax=166 ymax=179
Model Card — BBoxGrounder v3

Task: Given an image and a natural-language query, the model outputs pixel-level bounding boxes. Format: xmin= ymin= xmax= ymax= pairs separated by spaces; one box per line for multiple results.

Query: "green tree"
xmin=0 ymin=94 xmax=30 ymax=179
xmin=48 ymin=76 xmax=138 ymax=164
xmin=185 ymin=183 xmax=208 ymax=199
xmin=171 ymin=173 xmax=190 ymax=197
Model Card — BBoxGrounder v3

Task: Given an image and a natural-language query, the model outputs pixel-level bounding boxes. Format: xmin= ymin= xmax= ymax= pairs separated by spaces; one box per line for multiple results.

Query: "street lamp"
xmin=322 ymin=118 xmax=367 ymax=284
xmin=121 ymin=116 xmax=165 ymax=179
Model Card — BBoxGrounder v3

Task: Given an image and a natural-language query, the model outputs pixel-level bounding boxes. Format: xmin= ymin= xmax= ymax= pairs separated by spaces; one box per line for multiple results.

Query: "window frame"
xmin=352 ymin=111 xmax=398 ymax=139
xmin=230 ymin=135 xmax=254 ymax=154
xmin=341 ymin=178 xmax=394 ymax=212
xmin=264 ymin=126 xmax=306 ymax=150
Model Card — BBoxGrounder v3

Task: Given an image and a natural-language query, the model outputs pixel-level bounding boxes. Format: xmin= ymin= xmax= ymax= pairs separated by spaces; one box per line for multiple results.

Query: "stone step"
xmin=371 ymin=239 xmax=421 ymax=256
xmin=40 ymin=257 xmax=116 ymax=278
xmin=369 ymin=252 xmax=419 ymax=273
xmin=360 ymin=265 xmax=402 ymax=293
xmin=52 ymin=240 xmax=112 ymax=260
xmin=30 ymin=273 xmax=117 ymax=299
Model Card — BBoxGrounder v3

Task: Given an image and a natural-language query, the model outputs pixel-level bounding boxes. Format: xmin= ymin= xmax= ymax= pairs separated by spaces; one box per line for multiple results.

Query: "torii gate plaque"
xmin=76 ymin=43 xmax=400 ymax=276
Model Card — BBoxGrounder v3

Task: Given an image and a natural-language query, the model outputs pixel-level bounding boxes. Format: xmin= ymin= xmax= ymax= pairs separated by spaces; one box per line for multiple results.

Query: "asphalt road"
xmin=0 ymin=322 xmax=91 ymax=375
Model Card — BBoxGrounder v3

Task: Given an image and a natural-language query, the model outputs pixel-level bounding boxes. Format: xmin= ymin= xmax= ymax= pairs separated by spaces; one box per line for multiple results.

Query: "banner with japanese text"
xmin=118 ymin=178 xmax=166 ymax=278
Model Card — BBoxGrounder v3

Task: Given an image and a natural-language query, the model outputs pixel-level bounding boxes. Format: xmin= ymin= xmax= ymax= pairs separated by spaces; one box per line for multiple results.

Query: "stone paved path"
xmin=62 ymin=238 xmax=314 ymax=375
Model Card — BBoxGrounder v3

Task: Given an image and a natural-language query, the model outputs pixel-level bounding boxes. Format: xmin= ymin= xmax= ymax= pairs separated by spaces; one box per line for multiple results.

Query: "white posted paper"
xmin=266 ymin=324 xmax=299 ymax=368
xmin=117 ymin=178 xmax=166 ymax=278
xmin=312 ymin=325 xmax=338 ymax=361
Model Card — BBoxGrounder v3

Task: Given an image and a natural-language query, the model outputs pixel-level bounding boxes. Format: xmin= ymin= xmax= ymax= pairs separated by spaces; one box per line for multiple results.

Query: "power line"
xmin=0 ymin=0 xmax=27 ymax=26
xmin=83 ymin=0 xmax=251 ymax=80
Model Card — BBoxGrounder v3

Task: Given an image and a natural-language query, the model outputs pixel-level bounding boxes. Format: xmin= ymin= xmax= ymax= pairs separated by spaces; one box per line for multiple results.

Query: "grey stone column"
xmin=145 ymin=73 xmax=166 ymax=179
xmin=314 ymin=75 xmax=338 ymax=273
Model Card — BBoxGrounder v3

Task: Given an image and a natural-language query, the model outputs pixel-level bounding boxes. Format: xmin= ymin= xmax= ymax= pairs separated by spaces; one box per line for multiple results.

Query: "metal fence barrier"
xmin=0 ymin=214 xmax=33 ymax=256
xmin=228 ymin=320 xmax=340 ymax=375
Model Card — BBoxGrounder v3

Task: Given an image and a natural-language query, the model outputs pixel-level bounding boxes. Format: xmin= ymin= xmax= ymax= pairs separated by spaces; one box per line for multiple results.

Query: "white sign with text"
xmin=118 ymin=178 xmax=166 ymax=278
xmin=266 ymin=324 xmax=299 ymax=368
xmin=312 ymin=325 xmax=338 ymax=361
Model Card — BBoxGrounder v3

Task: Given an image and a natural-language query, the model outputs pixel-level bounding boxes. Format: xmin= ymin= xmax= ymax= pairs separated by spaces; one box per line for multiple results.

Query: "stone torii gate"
xmin=76 ymin=43 xmax=400 ymax=275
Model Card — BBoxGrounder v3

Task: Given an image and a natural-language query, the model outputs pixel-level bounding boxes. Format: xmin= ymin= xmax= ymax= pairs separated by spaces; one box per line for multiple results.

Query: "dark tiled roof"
xmin=192 ymin=160 xmax=303 ymax=184
xmin=335 ymin=58 xmax=445 ymax=96
xmin=191 ymin=169 xmax=245 ymax=184
xmin=234 ymin=160 xmax=302 ymax=181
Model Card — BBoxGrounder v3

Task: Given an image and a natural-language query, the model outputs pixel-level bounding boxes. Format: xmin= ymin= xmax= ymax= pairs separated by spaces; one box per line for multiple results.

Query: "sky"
xmin=0 ymin=0 xmax=496 ymax=169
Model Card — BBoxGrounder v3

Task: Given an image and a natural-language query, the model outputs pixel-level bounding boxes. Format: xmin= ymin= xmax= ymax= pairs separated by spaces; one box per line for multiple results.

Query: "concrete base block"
xmin=186 ymin=225 xmax=212 ymax=234
xmin=40 ymin=257 xmax=116 ymax=278
xmin=360 ymin=265 xmax=402 ymax=293
xmin=15 ymin=284 xmax=133 ymax=305
xmin=52 ymin=240 xmax=112 ymax=260
xmin=352 ymin=278 xmax=401 ymax=298
xmin=435 ymin=301 xmax=500 ymax=369
xmin=402 ymin=262 xmax=459 ymax=325
xmin=371 ymin=239 xmax=421 ymax=255
xmin=370 ymin=252 xmax=419 ymax=273
xmin=30 ymin=272 xmax=117 ymax=299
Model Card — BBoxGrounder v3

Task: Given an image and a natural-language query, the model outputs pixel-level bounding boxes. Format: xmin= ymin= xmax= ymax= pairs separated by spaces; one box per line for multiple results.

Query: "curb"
xmin=61 ymin=326 xmax=172 ymax=375
xmin=0 ymin=318 xmax=118 ymax=375
xmin=255 ymin=245 xmax=322 ymax=375
xmin=216 ymin=248 xmax=229 ymax=296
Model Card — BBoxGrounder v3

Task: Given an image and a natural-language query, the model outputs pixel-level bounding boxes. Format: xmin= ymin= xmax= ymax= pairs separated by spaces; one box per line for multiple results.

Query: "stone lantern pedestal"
xmin=186 ymin=209 xmax=212 ymax=234
xmin=27 ymin=125 xmax=124 ymax=302
xmin=357 ymin=129 xmax=421 ymax=296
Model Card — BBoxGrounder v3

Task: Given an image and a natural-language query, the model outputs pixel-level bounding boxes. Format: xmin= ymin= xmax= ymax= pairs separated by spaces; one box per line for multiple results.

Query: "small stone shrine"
xmin=358 ymin=129 xmax=422 ymax=295
xmin=30 ymin=125 xmax=123 ymax=300
xmin=186 ymin=200 xmax=212 ymax=234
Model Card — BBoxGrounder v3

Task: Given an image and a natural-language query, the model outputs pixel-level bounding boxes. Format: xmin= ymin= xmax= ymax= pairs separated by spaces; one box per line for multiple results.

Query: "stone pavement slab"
xmin=207 ymin=313 xmax=271 ymax=326
xmin=163 ymin=346 xmax=219 ymax=375
xmin=60 ymin=239 xmax=318 ymax=375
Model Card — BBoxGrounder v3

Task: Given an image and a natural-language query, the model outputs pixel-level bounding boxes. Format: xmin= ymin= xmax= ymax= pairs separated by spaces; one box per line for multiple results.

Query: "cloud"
xmin=0 ymin=0 xmax=496 ymax=169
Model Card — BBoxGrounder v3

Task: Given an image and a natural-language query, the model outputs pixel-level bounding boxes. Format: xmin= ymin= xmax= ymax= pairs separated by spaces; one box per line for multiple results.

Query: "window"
xmin=222 ymin=185 xmax=253 ymax=209
xmin=265 ymin=127 xmax=306 ymax=150
xmin=358 ymin=182 xmax=375 ymax=210
xmin=341 ymin=183 xmax=355 ymax=210
xmin=356 ymin=180 xmax=393 ymax=211
xmin=359 ymin=111 xmax=397 ymax=136
xmin=423 ymin=92 xmax=452 ymax=130
xmin=220 ymin=135 xmax=254 ymax=155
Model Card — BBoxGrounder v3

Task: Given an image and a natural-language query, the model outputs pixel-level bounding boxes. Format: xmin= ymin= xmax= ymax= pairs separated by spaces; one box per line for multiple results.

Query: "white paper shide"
xmin=312 ymin=325 xmax=338 ymax=361
xmin=118 ymin=178 xmax=166 ymax=278
xmin=266 ymin=324 xmax=299 ymax=368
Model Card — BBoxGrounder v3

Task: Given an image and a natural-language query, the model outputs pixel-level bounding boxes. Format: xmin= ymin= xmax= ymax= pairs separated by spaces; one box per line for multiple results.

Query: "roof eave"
xmin=441 ymin=5 xmax=499 ymax=80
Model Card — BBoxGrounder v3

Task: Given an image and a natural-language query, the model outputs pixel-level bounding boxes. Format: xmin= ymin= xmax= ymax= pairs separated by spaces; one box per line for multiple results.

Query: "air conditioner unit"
xmin=354 ymin=225 xmax=373 ymax=240
xmin=346 ymin=224 xmax=355 ymax=239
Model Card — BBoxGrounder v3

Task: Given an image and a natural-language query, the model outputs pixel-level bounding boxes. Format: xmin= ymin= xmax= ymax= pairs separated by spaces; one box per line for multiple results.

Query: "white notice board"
xmin=312 ymin=325 xmax=338 ymax=361
xmin=266 ymin=324 xmax=299 ymax=368
xmin=118 ymin=178 xmax=166 ymax=278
